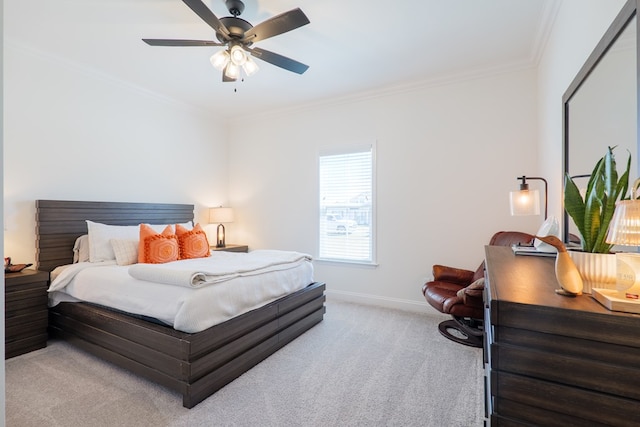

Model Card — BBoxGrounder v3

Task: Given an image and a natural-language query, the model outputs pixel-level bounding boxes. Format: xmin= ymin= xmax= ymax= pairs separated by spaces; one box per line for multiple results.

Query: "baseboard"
xmin=325 ymin=289 xmax=434 ymax=314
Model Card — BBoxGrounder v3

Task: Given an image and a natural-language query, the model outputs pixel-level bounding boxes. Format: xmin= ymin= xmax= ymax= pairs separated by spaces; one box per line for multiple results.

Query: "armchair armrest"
xmin=432 ymin=264 xmax=475 ymax=285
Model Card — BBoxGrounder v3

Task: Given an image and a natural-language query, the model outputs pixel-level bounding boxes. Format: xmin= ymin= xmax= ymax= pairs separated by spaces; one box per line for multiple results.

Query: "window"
xmin=319 ymin=145 xmax=375 ymax=264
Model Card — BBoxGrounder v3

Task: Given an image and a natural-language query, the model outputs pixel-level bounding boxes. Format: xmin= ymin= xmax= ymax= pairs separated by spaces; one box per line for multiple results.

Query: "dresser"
xmin=5 ymin=269 xmax=50 ymax=359
xmin=483 ymin=246 xmax=640 ymax=426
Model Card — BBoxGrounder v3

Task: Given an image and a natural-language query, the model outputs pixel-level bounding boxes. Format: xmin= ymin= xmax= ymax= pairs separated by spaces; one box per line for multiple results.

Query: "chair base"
xmin=437 ymin=317 xmax=484 ymax=348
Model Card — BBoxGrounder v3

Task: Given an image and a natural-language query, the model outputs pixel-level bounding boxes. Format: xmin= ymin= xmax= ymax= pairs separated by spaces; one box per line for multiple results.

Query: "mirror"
xmin=563 ymin=0 xmax=638 ymax=243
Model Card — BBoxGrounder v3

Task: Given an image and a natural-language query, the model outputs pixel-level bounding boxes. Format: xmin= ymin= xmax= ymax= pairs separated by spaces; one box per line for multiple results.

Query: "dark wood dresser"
xmin=5 ymin=269 xmax=49 ymax=359
xmin=483 ymin=246 xmax=640 ymax=426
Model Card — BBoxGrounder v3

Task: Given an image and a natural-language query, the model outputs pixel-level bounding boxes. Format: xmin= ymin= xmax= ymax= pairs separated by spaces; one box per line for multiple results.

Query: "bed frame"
xmin=35 ymin=200 xmax=325 ymax=408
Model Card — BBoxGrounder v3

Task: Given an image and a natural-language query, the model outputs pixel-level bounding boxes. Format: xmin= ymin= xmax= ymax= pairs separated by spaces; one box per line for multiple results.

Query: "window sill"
xmin=315 ymin=258 xmax=378 ymax=268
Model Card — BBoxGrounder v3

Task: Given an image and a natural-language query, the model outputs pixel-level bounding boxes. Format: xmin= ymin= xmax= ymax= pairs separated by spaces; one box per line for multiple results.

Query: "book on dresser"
xmin=510 ymin=243 xmax=556 ymax=257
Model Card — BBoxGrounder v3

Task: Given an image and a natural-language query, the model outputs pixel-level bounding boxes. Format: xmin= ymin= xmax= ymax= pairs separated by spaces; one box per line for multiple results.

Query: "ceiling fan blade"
xmin=182 ymin=0 xmax=231 ymax=39
xmin=142 ymin=39 xmax=224 ymax=47
xmin=243 ymin=8 xmax=309 ymax=43
xmin=248 ymin=47 xmax=309 ymax=74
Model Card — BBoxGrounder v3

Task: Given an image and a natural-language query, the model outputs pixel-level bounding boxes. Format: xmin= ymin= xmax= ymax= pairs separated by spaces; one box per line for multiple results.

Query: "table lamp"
xmin=510 ymin=175 xmax=558 ymax=252
xmin=209 ymin=207 xmax=234 ymax=248
xmin=509 ymin=176 xmax=547 ymax=219
xmin=595 ymin=181 xmax=640 ymax=312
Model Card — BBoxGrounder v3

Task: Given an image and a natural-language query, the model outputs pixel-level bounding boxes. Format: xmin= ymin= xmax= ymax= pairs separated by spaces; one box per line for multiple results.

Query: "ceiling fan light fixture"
xmin=210 ymin=50 xmax=230 ymax=71
xmin=229 ymin=45 xmax=248 ymax=66
xmin=143 ymin=0 xmax=310 ymax=81
xmin=242 ymin=56 xmax=259 ymax=76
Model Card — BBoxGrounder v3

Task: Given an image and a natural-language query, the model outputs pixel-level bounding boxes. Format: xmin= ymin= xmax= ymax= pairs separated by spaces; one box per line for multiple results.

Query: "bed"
xmin=35 ymin=200 xmax=325 ymax=408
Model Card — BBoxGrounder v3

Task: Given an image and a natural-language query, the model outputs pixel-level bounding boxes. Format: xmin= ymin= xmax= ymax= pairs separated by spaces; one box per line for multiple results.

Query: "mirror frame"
xmin=562 ymin=0 xmax=640 ymax=244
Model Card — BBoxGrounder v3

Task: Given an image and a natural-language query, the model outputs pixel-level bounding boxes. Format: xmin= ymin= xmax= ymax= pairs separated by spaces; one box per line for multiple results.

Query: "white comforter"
xmin=48 ymin=250 xmax=314 ymax=333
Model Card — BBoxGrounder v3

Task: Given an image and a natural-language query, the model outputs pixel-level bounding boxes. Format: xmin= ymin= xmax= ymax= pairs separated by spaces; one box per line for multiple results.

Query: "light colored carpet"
xmin=5 ymin=300 xmax=484 ymax=426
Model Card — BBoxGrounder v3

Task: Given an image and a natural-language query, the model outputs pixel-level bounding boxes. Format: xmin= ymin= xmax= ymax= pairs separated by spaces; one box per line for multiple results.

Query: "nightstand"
xmin=211 ymin=244 xmax=249 ymax=253
xmin=5 ymin=269 xmax=50 ymax=359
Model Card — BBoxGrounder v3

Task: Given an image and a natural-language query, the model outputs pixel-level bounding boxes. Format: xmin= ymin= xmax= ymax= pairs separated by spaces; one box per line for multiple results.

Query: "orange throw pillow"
xmin=176 ymin=223 xmax=211 ymax=260
xmin=138 ymin=224 xmax=179 ymax=264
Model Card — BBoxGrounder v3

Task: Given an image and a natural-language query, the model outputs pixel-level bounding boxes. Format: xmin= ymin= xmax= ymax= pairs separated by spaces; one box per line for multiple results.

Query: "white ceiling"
xmin=5 ymin=0 xmax=559 ymax=118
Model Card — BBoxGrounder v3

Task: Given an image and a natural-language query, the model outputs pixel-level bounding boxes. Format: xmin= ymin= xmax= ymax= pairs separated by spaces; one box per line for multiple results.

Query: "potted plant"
xmin=564 ymin=146 xmax=631 ymax=292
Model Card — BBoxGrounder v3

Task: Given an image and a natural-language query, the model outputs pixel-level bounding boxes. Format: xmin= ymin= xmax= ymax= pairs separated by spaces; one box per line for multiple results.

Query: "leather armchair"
xmin=422 ymin=231 xmax=534 ymax=347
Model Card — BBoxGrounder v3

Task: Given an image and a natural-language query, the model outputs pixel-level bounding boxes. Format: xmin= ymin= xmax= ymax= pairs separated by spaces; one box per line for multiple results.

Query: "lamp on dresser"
xmin=209 ymin=207 xmax=235 ymax=248
xmin=594 ymin=178 xmax=640 ymax=313
xmin=509 ymin=175 xmax=558 ymax=252
xmin=509 ymin=175 xmax=548 ymax=219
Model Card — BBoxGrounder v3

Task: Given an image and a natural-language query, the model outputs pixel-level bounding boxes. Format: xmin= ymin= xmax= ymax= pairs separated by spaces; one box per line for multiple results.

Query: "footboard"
xmin=49 ymin=282 xmax=326 ymax=408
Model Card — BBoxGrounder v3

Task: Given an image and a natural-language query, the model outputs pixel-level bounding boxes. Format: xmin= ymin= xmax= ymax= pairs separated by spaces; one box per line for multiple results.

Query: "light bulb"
xmin=229 ymin=45 xmax=247 ymax=66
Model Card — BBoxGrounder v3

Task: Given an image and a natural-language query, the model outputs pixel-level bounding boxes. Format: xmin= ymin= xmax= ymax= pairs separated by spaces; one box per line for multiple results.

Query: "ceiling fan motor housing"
xmin=218 ymin=17 xmax=253 ymax=42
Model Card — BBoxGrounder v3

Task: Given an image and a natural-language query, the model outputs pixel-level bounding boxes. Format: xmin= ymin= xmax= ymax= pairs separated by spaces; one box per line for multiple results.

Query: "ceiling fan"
xmin=143 ymin=0 xmax=310 ymax=82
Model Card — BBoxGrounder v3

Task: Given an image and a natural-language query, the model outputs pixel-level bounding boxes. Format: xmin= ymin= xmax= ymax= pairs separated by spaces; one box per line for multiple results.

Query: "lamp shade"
xmin=509 ymin=189 xmax=541 ymax=216
xmin=209 ymin=207 xmax=234 ymax=224
xmin=210 ymin=50 xmax=230 ymax=71
xmin=225 ymin=63 xmax=240 ymax=80
xmin=242 ymin=56 xmax=259 ymax=76
xmin=606 ymin=199 xmax=640 ymax=246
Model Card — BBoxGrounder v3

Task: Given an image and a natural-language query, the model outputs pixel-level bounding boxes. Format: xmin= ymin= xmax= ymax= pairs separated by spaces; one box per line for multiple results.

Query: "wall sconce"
xmin=509 ymin=176 xmax=548 ymax=219
xmin=209 ymin=207 xmax=235 ymax=248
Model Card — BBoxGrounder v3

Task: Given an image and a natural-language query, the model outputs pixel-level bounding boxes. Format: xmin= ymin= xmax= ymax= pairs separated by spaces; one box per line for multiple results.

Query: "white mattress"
xmin=48 ymin=251 xmax=314 ymax=333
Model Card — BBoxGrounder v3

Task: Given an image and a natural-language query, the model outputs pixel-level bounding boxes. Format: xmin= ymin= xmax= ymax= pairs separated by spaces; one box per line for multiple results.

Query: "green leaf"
xmin=564 ymin=173 xmax=585 ymax=243
xmin=564 ymin=146 xmax=631 ymax=253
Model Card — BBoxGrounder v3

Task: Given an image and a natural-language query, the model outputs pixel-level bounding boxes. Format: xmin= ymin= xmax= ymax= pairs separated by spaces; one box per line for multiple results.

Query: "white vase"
xmin=568 ymin=251 xmax=617 ymax=294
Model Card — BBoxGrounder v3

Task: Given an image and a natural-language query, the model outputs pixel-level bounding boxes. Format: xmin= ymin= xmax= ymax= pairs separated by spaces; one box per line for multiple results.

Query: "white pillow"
xmin=86 ymin=220 xmax=193 ymax=262
xmin=110 ymin=239 xmax=139 ymax=266
xmin=86 ymin=221 xmax=140 ymax=262
xmin=73 ymin=234 xmax=90 ymax=263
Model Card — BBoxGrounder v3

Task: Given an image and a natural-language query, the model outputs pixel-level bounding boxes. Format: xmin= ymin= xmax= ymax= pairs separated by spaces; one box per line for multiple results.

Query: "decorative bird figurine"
xmin=535 ymin=235 xmax=584 ymax=296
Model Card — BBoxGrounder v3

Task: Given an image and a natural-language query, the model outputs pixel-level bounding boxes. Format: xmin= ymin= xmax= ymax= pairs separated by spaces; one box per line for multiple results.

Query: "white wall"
xmin=228 ymin=69 xmax=542 ymax=310
xmin=538 ymin=0 xmax=627 ymax=220
xmin=3 ymin=44 xmax=229 ymax=265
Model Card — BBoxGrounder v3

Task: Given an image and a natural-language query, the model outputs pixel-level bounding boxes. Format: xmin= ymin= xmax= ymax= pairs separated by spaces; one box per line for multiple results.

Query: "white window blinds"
xmin=319 ymin=146 xmax=374 ymax=263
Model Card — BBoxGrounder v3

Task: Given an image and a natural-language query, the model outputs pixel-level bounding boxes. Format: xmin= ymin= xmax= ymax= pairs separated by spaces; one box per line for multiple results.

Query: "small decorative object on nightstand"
xmin=5 ymin=269 xmax=50 ymax=359
xmin=211 ymin=244 xmax=248 ymax=253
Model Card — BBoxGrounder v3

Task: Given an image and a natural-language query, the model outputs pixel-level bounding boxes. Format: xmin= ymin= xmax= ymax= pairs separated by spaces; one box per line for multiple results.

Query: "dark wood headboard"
xmin=36 ymin=200 xmax=194 ymax=271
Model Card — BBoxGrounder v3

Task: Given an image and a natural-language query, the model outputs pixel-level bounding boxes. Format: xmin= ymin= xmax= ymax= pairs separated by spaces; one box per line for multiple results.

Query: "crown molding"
xmin=529 ymin=0 xmax=563 ymax=66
